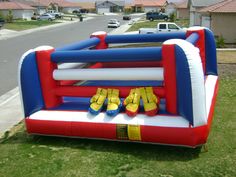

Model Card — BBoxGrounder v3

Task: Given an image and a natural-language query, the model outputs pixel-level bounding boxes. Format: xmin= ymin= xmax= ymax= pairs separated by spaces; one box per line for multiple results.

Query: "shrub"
xmin=6 ymin=10 xmax=13 ymax=23
xmin=169 ymin=12 xmax=176 ymax=22
xmin=124 ymin=7 xmax=132 ymax=14
xmin=216 ymin=35 xmax=225 ymax=48
xmin=0 ymin=11 xmax=4 ymax=19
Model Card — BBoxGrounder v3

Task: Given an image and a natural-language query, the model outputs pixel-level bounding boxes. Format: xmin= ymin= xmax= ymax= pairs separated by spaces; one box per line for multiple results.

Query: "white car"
xmin=107 ymin=19 xmax=120 ymax=28
xmin=38 ymin=13 xmax=56 ymax=21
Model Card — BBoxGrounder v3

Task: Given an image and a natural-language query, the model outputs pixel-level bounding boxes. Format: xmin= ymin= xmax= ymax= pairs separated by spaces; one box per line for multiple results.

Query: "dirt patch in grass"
xmin=217 ymin=51 xmax=236 ymax=64
xmin=217 ymin=50 xmax=236 ymax=77
xmin=218 ymin=64 xmax=236 ymax=77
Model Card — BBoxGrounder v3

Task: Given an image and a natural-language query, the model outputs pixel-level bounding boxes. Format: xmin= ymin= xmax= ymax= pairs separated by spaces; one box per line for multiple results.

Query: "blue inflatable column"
xmin=186 ymin=27 xmax=217 ymax=76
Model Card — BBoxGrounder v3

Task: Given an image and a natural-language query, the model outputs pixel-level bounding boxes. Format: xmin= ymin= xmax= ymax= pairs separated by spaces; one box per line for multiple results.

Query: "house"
xmin=132 ymin=0 xmax=166 ymax=13
xmin=176 ymin=0 xmax=189 ymax=19
xmin=124 ymin=3 xmax=133 ymax=13
xmin=73 ymin=2 xmax=95 ymax=13
xmin=0 ymin=1 xmax=35 ymax=20
xmin=43 ymin=0 xmax=83 ymax=14
xmin=16 ymin=0 xmax=83 ymax=14
xmin=10 ymin=0 xmax=61 ymax=15
xmin=188 ymin=0 xmax=224 ymax=26
xmin=38 ymin=0 xmax=61 ymax=12
xmin=95 ymin=1 xmax=125 ymax=14
xmin=199 ymin=0 xmax=236 ymax=43
xmin=165 ymin=2 xmax=176 ymax=15
xmin=57 ymin=1 xmax=82 ymax=13
xmin=11 ymin=0 xmax=47 ymax=15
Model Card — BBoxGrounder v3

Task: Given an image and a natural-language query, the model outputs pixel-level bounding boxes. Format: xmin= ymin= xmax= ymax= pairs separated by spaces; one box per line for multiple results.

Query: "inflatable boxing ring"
xmin=18 ymin=27 xmax=218 ymax=147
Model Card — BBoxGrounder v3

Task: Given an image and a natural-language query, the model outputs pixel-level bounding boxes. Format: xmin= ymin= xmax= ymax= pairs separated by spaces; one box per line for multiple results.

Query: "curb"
xmin=216 ymin=48 xmax=236 ymax=51
xmin=0 ymin=87 xmax=23 ymax=137
xmin=0 ymin=87 xmax=19 ymax=107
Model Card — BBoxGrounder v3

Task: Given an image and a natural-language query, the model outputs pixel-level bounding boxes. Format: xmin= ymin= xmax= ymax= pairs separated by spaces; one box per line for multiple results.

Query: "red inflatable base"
xmin=25 ymin=117 xmax=209 ymax=147
xmin=25 ymin=77 xmax=218 ymax=148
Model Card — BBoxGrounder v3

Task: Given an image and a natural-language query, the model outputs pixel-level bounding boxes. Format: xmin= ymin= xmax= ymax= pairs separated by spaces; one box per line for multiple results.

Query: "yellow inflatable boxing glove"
xmin=106 ymin=89 xmax=122 ymax=117
xmin=89 ymin=88 xmax=107 ymax=115
xmin=140 ymin=87 xmax=159 ymax=116
xmin=123 ymin=88 xmax=141 ymax=117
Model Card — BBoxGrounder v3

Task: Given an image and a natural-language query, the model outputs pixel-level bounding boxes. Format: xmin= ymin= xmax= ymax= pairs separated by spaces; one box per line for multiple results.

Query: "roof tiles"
xmin=191 ymin=0 xmax=225 ymax=7
xmin=176 ymin=0 xmax=188 ymax=9
xmin=199 ymin=0 xmax=236 ymax=13
xmin=0 ymin=1 xmax=35 ymax=10
xmin=133 ymin=0 xmax=166 ymax=7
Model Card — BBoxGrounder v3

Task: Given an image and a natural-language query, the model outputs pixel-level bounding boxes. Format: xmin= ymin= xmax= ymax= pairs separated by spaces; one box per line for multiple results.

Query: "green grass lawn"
xmin=0 ymin=51 xmax=235 ymax=177
xmin=127 ymin=19 xmax=189 ymax=32
xmin=4 ymin=20 xmax=60 ymax=31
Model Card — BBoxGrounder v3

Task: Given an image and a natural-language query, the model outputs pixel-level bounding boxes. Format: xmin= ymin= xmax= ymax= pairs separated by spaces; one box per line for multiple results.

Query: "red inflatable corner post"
xmin=90 ymin=31 xmax=108 ymax=49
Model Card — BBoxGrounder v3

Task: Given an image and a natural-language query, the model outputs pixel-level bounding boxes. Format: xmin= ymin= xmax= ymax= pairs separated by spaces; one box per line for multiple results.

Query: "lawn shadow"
xmin=2 ymin=127 xmax=203 ymax=162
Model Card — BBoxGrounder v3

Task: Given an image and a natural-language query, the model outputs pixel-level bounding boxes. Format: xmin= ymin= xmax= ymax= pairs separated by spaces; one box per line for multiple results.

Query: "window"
xmin=168 ymin=24 xmax=179 ymax=30
xmin=159 ymin=24 xmax=166 ymax=29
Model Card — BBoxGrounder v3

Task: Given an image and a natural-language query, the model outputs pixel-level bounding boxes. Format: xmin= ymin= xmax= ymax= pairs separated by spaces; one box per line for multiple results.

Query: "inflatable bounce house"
xmin=18 ymin=27 xmax=218 ymax=148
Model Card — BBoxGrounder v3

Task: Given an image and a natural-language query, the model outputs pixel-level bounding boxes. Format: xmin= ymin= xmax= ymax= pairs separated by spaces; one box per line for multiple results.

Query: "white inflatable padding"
xmin=164 ymin=39 xmax=207 ymax=127
xmin=29 ymin=110 xmax=190 ymax=128
xmin=58 ymin=63 xmax=87 ymax=69
xmin=53 ymin=67 xmax=164 ymax=81
xmin=205 ymin=75 xmax=218 ymax=118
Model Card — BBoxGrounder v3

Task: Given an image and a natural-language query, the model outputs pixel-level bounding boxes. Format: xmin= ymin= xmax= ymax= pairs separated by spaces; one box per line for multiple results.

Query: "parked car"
xmin=0 ymin=18 xmax=5 ymax=29
xmin=80 ymin=9 xmax=89 ymax=13
xmin=123 ymin=14 xmax=131 ymax=20
xmin=139 ymin=22 xmax=185 ymax=34
xmin=38 ymin=13 xmax=56 ymax=21
xmin=31 ymin=14 xmax=39 ymax=20
xmin=107 ymin=19 xmax=120 ymax=28
xmin=146 ymin=12 xmax=168 ymax=21
xmin=47 ymin=10 xmax=64 ymax=19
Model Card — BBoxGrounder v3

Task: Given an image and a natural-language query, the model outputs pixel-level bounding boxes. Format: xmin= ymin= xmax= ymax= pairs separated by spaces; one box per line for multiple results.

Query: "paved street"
xmin=0 ymin=15 xmax=126 ymax=95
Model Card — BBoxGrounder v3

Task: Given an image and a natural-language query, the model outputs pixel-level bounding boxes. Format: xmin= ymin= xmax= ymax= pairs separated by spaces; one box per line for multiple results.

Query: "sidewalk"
xmin=109 ymin=17 xmax=140 ymax=35
xmin=0 ymin=88 xmax=22 ymax=137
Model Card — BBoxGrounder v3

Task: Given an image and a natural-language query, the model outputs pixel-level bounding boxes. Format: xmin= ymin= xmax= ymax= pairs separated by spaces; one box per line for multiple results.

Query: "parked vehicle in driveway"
xmin=38 ymin=13 xmax=56 ymax=21
xmin=107 ymin=19 xmax=120 ymax=28
xmin=0 ymin=18 xmax=5 ymax=29
xmin=31 ymin=14 xmax=39 ymax=20
xmin=47 ymin=10 xmax=64 ymax=19
xmin=123 ymin=14 xmax=131 ymax=20
xmin=139 ymin=22 xmax=185 ymax=34
xmin=146 ymin=12 xmax=168 ymax=21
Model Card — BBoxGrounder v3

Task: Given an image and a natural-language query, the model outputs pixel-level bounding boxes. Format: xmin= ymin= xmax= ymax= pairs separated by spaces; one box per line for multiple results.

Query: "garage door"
xmin=97 ymin=7 xmax=110 ymax=14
